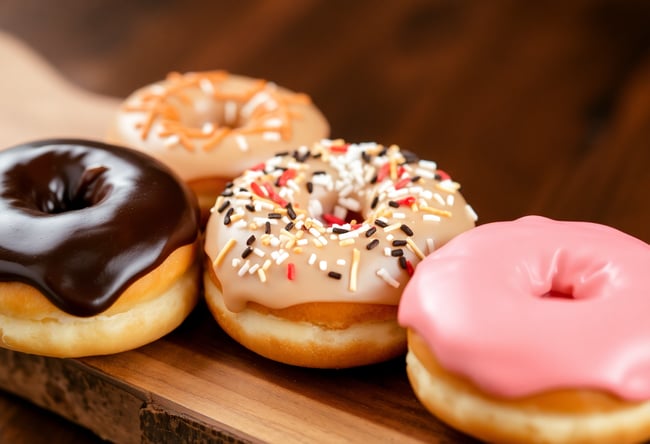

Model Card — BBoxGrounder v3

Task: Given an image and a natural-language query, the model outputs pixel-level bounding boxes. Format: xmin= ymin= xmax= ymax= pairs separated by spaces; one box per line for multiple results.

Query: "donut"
xmin=0 ymin=139 xmax=200 ymax=358
xmin=203 ymin=140 xmax=477 ymax=368
xmin=398 ymin=216 xmax=650 ymax=443
xmin=107 ymin=70 xmax=329 ymax=222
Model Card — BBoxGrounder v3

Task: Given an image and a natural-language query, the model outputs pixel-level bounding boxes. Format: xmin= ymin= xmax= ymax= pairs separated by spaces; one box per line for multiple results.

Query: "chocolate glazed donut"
xmin=0 ymin=139 xmax=199 ymax=317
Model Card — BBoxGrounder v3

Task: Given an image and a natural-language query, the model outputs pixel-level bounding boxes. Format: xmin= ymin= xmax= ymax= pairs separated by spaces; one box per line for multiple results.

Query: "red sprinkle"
xmin=397 ymin=165 xmax=406 ymax=177
xmin=250 ymin=182 xmax=266 ymax=197
xmin=287 ymin=262 xmax=296 ymax=280
xmin=376 ymin=163 xmax=391 ymax=182
xmin=396 ymin=196 xmax=416 ymax=206
xmin=329 ymin=144 xmax=349 ymax=153
xmin=436 ymin=169 xmax=451 ymax=181
xmin=406 ymin=260 xmax=415 ymax=276
xmin=250 ymin=162 xmax=266 ymax=171
xmin=323 ymin=213 xmax=346 ymax=226
xmin=277 ymin=168 xmax=297 ymax=187
xmin=394 ymin=178 xmax=411 ymax=190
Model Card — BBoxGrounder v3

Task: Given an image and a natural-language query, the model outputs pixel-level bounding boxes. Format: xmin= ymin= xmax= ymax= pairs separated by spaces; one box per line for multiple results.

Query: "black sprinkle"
xmin=328 ymin=271 xmax=342 ymax=280
xmin=225 ymin=181 xmax=234 ymax=188
xmin=378 ymin=147 xmax=388 ymax=157
xmin=434 ymin=173 xmax=443 ymax=181
xmin=312 ymin=152 xmax=322 ymax=159
xmin=333 ymin=227 xmax=349 ymax=234
xmin=286 ymin=203 xmax=297 ymax=220
xmin=265 ymin=221 xmax=271 ymax=234
xmin=388 ymin=200 xmax=399 ymax=208
xmin=268 ymin=212 xmax=282 ymax=219
xmin=399 ymin=256 xmax=408 ymax=269
xmin=375 ymin=219 xmax=388 ymax=228
xmin=217 ymin=200 xmax=231 ymax=213
xmin=275 ymin=151 xmax=289 ymax=157
xmin=402 ymin=150 xmax=420 ymax=163
xmin=411 ymin=175 xmax=421 ymax=183
xmin=241 ymin=246 xmax=253 ymax=259
xmin=391 ymin=248 xmax=404 ymax=257
xmin=245 ymin=203 xmax=256 ymax=212
xmin=284 ymin=221 xmax=295 ymax=231
xmin=392 ymin=239 xmax=407 ymax=247
xmin=312 ymin=170 xmax=327 ymax=175
xmin=296 ymin=150 xmax=311 ymax=162
xmin=221 ymin=189 xmax=234 ymax=197
xmin=366 ymin=239 xmax=380 ymax=250
xmin=370 ymin=195 xmax=379 ymax=209
xmin=400 ymin=224 xmax=414 ymax=236
xmin=246 ymin=235 xmax=256 ymax=246
xmin=370 ymin=174 xmax=378 ymax=184
xmin=306 ymin=182 xmax=314 ymax=194
xmin=239 ymin=187 xmax=248 ymax=192
xmin=223 ymin=207 xmax=234 ymax=225
xmin=365 ymin=226 xmax=377 ymax=237
xmin=361 ymin=151 xmax=371 ymax=163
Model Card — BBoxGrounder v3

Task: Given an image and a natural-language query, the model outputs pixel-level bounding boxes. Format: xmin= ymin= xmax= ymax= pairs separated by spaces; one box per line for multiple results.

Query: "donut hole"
xmin=45 ymin=165 xmax=112 ymax=214
xmin=541 ymin=288 xmax=574 ymax=300
xmin=185 ymin=96 xmax=247 ymax=132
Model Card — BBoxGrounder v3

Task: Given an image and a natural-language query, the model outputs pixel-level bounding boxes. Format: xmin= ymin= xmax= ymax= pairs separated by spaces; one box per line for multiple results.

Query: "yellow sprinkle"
xmin=257 ymin=268 xmax=267 ymax=283
xmin=339 ymin=238 xmax=356 ymax=247
xmin=293 ymin=247 xmax=303 ymax=254
xmin=406 ymin=238 xmax=426 ymax=260
xmin=229 ymin=213 xmax=245 ymax=223
xmin=420 ymin=206 xmax=452 ymax=218
xmin=349 ymin=248 xmax=360 ymax=292
xmin=248 ymin=222 xmax=258 ymax=230
xmin=262 ymin=259 xmax=272 ymax=271
xmin=383 ymin=222 xmax=402 ymax=233
xmin=212 ymin=238 xmax=237 ymax=268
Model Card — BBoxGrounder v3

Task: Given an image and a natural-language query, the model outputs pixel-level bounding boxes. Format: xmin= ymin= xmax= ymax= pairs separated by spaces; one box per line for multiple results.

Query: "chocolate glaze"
xmin=0 ymin=140 xmax=199 ymax=317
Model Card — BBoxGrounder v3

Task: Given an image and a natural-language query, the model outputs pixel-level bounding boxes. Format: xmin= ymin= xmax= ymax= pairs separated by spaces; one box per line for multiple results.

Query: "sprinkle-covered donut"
xmin=0 ymin=139 xmax=200 ymax=357
xmin=399 ymin=216 xmax=650 ymax=444
xmin=203 ymin=140 xmax=477 ymax=368
xmin=108 ymin=71 xmax=329 ymax=220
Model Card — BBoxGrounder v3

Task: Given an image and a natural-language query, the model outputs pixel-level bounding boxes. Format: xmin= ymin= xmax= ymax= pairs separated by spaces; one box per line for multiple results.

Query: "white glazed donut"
xmin=204 ymin=140 xmax=477 ymax=368
xmin=108 ymin=70 xmax=329 ymax=221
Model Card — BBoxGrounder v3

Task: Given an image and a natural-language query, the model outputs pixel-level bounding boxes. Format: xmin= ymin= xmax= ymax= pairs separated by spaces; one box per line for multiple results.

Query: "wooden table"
xmin=0 ymin=1 xmax=649 ymax=442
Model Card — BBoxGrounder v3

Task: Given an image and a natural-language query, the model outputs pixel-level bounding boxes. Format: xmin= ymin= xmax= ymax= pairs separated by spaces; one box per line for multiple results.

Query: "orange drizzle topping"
xmin=123 ymin=71 xmax=311 ymax=152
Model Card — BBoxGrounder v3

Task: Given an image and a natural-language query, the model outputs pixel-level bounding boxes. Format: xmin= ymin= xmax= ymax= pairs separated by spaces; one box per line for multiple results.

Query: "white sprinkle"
xmin=415 ymin=168 xmax=435 ymax=179
xmin=308 ymin=199 xmax=323 ymax=218
xmin=254 ymin=217 xmax=277 ymax=225
xmin=237 ymin=260 xmax=251 ymax=277
xmin=199 ymin=78 xmax=215 ymax=95
xmin=383 ymin=222 xmax=402 ymax=233
xmin=150 ymin=84 xmax=167 ymax=96
xmin=202 ymin=122 xmax=215 ymax=134
xmin=438 ymin=180 xmax=460 ymax=192
xmin=236 ymin=135 xmax=249 ymax=151
xmin=253 ymin=248 xmax=266 ymax=257
xmin=423 ymin=214 xmax=441 ymax=222
xmin=308 ymin=253 xmax=317 ymax=265
xmin=297 ymin=239 xmax=309 ymax=246
xmin=392 ymin=212 xmax=406 ymax=219
xmin=319 ymin=260 xmax=328 ymax=271
xmin=384 ymin=247 xmax=392 ymax=257
xmin=263 ymin=131 xmax=282 ymax=141
xmin=234 ymin=219 xmax=247 ymax=229
xmin=376 ymin=268 xmax=400 ymax=288
xmin=276 ymin=251 xmax=289 ymax=265
xmin=466 ymin=204 xmax=479 ymax=221
xmin=241 ymin=91 xmax=272 ymax=118
xmin=418 ymin=160 xmax=437 ymax=170
xmin=336 ymin=259 xmax=346 ymax=266
xmin=309 ymin=227 xmax=321 ymax=238
xmin=164 ymin=135 xmax=181 ymax=148
xmin=231 ymin=258 xmax=242 ymax=268
xmin=446 ymin=194 xmax=455 ymax=206
xmin=338 ymin=197 xmax=361 ymax=212
xmin=270 ymin=237 xmax=281 ymax=247
xmin=433 ymin=193 xmax=446 ymax=206
xmin=426 ymin=238 xmax=435 ymax=254
xmin=318 ymin=235 xmax=329 ymax=246
xmin=248 ymin=263 xmax=260 ymax=274
xmin=264 ymin=117 xmax=283 ymax=128
xmin=385 ymin=234 xmax=394 ymax=241
xmin=333 ymin=205 xmax=348 ymax=221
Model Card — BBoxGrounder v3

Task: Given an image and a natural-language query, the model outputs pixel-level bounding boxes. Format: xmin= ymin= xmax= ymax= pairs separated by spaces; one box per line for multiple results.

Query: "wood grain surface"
xmin=0 ymin=1 xmax=649 ymax=443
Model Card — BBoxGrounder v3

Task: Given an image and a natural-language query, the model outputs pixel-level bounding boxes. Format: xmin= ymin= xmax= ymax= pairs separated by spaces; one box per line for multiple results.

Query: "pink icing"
xmin=398 ymin=216 xmax=650 ymax=400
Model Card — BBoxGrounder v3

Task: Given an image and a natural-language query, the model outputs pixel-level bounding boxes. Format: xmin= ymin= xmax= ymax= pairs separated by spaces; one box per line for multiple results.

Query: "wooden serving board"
xmin=0 ymin=32 xmax=474 ymax=443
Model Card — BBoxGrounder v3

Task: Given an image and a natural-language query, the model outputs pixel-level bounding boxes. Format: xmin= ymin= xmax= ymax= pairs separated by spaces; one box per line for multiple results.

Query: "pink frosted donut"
xmin=399 ymin=216 xmax=650 ymax=444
